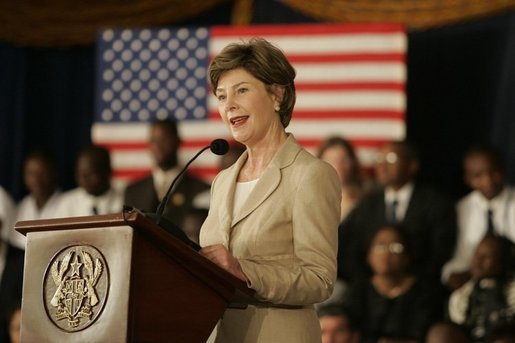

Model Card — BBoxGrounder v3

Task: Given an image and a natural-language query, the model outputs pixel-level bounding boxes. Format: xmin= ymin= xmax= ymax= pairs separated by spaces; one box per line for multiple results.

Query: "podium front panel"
xmin=21 ymin=225 xmax=133 ymax=343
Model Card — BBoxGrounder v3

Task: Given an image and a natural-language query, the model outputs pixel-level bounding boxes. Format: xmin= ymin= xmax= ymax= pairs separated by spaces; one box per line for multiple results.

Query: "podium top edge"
xmin=14 ymin=212 xmax=139 ymax=235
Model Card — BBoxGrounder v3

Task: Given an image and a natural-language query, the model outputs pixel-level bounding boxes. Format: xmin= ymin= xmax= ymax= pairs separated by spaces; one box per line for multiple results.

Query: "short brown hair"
xmin=208 ymin=38 xmax=296 ymax=128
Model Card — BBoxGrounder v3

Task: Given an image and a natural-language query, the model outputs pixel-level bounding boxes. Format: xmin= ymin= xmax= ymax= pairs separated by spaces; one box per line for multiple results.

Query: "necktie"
xmin=388 ymin=199 xmax=399 ymax=223
xmin=486 ymin=208 xmax=495 ymax=235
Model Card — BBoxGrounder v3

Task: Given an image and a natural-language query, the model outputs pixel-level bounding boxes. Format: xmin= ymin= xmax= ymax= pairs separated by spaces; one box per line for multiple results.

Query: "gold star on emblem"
xmin=70 ymin=254 xmax=82 ymax=276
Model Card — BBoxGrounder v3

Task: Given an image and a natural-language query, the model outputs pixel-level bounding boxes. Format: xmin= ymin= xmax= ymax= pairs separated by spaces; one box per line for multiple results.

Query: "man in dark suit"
xmin=124 ymin=119 xmax=209 ymax=237
xmin=338 ymin=140 xmax=457 ymax=283
xmin=0 ymin=222 xmax=24 ymax=343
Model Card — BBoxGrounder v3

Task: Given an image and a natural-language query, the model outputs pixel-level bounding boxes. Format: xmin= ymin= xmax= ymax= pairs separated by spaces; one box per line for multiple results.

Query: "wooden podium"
xmin=15 ymin=210 xmax=255 ymax=343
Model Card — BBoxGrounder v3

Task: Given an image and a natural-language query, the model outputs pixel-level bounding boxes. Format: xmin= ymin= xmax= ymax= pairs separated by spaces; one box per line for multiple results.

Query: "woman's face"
xmin=215 ymin=68 xmax=282 ymax=147
xmin=367 ymin=227 xmax=409 ymax=276
xmin=320 ymin=145 xmax=354 ymax=185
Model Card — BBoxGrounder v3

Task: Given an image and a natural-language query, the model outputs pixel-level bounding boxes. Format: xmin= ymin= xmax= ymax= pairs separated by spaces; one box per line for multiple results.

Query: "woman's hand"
xmin=200 ymin=244 xmax=248 ymax=282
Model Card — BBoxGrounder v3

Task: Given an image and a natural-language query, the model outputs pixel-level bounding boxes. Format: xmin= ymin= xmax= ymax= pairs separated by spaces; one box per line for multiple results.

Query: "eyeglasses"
xmin=372 ymin=242 xmax=405 ymax=254
xmin=375 ymin=152 xmax=398 ymax=164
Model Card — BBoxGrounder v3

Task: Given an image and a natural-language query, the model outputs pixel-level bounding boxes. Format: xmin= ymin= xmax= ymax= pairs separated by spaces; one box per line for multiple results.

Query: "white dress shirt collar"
xmin=88 ymin=187 xmax=121 ymax=215
xmin=152 ymin=167 xmax=181 ymax=196
xmin=470 ymin=185 xmax=510 ymax=211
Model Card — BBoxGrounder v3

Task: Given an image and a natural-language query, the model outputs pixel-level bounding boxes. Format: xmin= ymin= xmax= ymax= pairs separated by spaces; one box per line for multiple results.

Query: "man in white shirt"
xmin=56 ymin=145 xmax=123 ymax=217
xmin=0 ymin=187 xmax=16 ymax=242
xmin=12 ymin=151 xmax=63 ymax=249
xmin=443 ymin=145 xmax=515 ymax=289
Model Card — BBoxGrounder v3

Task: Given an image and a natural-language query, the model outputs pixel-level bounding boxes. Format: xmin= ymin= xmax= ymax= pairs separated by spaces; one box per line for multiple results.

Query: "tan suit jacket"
xmin=200 ymin=134 xmax=341 ymax=343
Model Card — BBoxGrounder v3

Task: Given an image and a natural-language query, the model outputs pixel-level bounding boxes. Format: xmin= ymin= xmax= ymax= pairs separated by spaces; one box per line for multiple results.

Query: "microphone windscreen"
xmin=210 ymin=139 xmax=230 ymax=155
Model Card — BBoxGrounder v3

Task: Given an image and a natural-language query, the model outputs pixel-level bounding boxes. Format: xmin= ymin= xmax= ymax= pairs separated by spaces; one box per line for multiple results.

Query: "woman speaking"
xmin=199 ymin=38 xmax=341 ymax=343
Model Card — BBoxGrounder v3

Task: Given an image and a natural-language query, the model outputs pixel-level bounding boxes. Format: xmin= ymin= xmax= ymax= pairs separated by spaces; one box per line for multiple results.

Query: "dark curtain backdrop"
xmin=1 ymin=0 xmax=514 ymax=201
xmin=406 ymin=12 xmax=515 ymax=198
xmin=491 ymin=14 xmax=515 ymax=190
xmin=0 ymin=45 xmax=95 ymax=195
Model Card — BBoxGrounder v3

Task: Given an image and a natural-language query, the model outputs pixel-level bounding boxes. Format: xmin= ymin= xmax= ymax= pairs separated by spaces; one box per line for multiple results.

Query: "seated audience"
xmin=318 ymin=304 xmax=360 ymax=343
xmin=316 ymin=137 xmax=366 ymax=307
xmin=448 ymin=234 xmax=515 ymax=342
xmin=317 ymin=136 xmax=364 ymax=221
xmin=342 ymin=224 xmax=445 ymax=343
xmin=0 ymin=186 xmax=16 ymax=243
xmin=0 ymin=212 xmax=24 ymax=343
xmin=12 ymin=151 xmax=62 ymax=248
xmin=338 ymin=140 xmax=457 ymax=283
xmin=56 ymin=145 xmax=123 ymax=217
xmin=443 ymin=145 xmax=515 ymax=290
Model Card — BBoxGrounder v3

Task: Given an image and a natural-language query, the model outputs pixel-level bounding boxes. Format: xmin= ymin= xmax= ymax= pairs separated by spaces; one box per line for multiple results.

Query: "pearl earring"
xmin=274 ymin=105 xmax=280 ymax=112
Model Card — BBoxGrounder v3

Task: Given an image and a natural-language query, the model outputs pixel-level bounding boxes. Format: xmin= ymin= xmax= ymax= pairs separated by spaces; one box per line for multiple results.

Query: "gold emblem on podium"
xmin=44 ymin=245 xmax=109 ymax=332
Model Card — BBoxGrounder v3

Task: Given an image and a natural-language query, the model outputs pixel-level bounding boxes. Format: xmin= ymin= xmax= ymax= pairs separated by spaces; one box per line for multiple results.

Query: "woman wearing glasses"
xmin=342 ymin=224 xmax=445 ymax=343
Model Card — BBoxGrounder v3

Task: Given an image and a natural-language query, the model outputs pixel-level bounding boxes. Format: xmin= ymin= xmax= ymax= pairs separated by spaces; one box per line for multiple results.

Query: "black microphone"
xmin=210 ymin=138 xmax=230 ymax=156
xmin=155 ymin=138 xmax=229 ymax=224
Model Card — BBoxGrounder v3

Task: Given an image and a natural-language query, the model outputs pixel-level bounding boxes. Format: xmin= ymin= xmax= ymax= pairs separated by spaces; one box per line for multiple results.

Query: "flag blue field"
xmin=94 ymin=24 xmax=406 ymax=185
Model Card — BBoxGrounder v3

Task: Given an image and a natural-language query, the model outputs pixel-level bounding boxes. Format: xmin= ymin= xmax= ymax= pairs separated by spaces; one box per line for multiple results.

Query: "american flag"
xmin=93 ymin=24 xmax=406 ymax=186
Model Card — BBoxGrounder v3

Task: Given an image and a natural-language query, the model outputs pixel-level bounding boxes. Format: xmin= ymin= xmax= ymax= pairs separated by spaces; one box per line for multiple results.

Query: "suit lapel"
xmin=232 ymin=165 xmax=281 ymax=227
xmin=216 ymin=152 xmax=246 ymax=243
xmin=231 ymin=134 xmax=300 ymax=227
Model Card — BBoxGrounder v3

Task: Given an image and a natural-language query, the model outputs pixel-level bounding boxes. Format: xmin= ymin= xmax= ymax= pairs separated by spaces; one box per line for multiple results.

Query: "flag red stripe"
xmin=212 ymin=24 xmax=404 ymax=36
xmin=293 ymin=110 xmax=404 ymax=120
xmin=113 ymin=167 xmax=220 ymax=179
xmin=209 ymin=53 xmax=405 ymax=63
xmin=98 ymin=143 xmax=150 ymax=150
xmin=294 ymin=82 xmax=405 ymax=91
xmin=112 ymin=169 xmax=150 ymax=179
xmin=286 ymin=53 xmax=404 ymax=63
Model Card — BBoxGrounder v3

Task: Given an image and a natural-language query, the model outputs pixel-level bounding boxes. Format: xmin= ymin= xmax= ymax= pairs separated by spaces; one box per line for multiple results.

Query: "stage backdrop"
xmin=93 ymin=23 xmax=406 ymax=185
